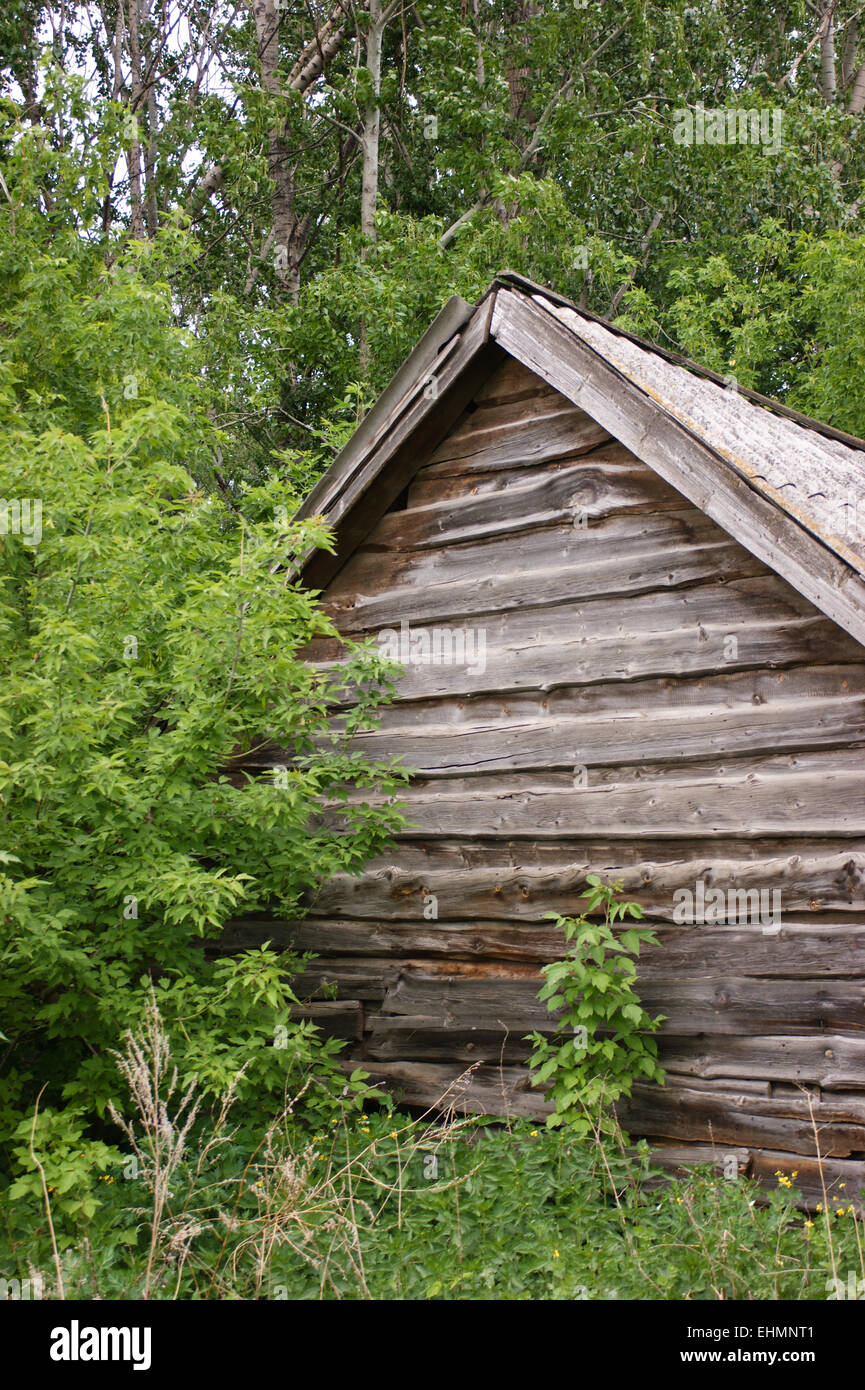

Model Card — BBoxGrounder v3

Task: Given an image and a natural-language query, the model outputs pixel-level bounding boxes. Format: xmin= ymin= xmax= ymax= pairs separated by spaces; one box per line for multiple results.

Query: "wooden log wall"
xmin=226 ymin=356 xmax=865 ymax=1208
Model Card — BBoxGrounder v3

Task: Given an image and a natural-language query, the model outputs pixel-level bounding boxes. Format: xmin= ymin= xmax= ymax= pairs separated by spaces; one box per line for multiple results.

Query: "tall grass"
xmin=2 ymin=999 xmax=862 ymax=1300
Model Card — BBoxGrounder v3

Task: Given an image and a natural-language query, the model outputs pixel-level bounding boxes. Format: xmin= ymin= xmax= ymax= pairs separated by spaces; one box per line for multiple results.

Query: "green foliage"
xmin=0 ymin=119 xmax=406 ymax=1184
xmin=8 ymin=1105 xmax=117 ymax=1222
xmin=7 ymin=6 xmax=865 ymax=498
xmin=526 ymin=877 xmax=666 ymax=1133
xmin=662 ymin=220 xmax=865 ymax=436
xmin=5 ymin=9 xmax=865 ymax=501
xmin=2 ymin=1098 xmax=859 ymax=1300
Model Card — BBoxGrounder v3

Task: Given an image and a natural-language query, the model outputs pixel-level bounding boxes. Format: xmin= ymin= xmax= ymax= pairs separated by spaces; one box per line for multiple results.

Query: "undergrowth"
xmin=1 ymin=997 xmax=861 ymax=1301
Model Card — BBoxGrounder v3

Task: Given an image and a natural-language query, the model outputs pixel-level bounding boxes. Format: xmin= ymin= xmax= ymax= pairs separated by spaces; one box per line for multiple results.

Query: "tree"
xmin=6 ymin=1 xmax=865 ymax=466
xmin=0 ymin=120 xmax=404 ymax=1162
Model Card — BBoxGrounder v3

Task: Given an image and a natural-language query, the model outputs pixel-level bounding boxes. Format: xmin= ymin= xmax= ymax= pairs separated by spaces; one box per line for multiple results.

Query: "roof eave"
xmin=295 ymin=292 xmax=477 ymax=525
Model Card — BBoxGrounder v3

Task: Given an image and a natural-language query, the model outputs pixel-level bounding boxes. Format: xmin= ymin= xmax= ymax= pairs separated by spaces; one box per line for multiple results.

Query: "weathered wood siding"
xmin=231 ymin=356 xmax=865 ymax=1205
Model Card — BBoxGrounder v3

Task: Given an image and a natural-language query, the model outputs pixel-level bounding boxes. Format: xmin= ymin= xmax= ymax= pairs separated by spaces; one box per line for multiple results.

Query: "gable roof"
xmin=295 ymin=272 xmax=865 ymax=649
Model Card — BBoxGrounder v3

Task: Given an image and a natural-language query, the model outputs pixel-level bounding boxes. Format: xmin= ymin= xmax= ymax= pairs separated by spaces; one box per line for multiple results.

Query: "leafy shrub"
xmin=0 ymin=130 xmax=405 ymax=1180
xmin=526 ymin=876 xmax=666 ymax=1133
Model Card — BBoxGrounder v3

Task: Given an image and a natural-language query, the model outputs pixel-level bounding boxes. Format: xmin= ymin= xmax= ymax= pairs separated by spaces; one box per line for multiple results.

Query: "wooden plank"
xmin=364 ymin=1015 xmax=533 ymax=1064
xmin=649 ymin=1145 xmax=865 ymax=1210
xmin=745 ymin=1150 xmax=865 ymax=1209
xmin=289 ymin=999 xmax=364 ymax=1040
xmin=421 ymin=400 xmax=610 ymax=476
xmin=471 ymin=356 xmax=559 ymax=407
xmin=324 ymin=512 xmax=765 ymax=632
xmin=221 ymin=915 xmax=865 ymax=977
xmin=376 ymin=969 xmax=865 ymax=1036
xmin=331 ymin=666 xmax=865 ymax=775
xmin=326 ymin=748 xmax=865 ymax=840
xmin=659 ymin=1034 xmax=865 ymax=1088
xmin=340 ymin=1058 xmax=552 ymax=1119
xmin=309 ymin=577 xmax=863 ymax=701
xmin=644 ymin=924 xmax=865 ymax=978
xmin=406 ymin=443 xmax=644 ymax=507
xmin=220 ymin=917 xmax=565 ymax=962
xmin=646 ymin=1144 xmax=752 ymax=1177
xmin=616 ymin=1085 xmax=864 ymax=1156
xmin=491 ymin=288 xmax=865 ymax=650
xmin=361 ymin=1008 xmax=865 ymax=1090
xmin=624 ymin=1079 xmax=865 ymax=1128
xmin=374 ymin=451 xmax=686 ymax=547
xmin=293 ymin=958 xmax=403 ymax=1004
xmin=309 ymin=837 xmax=865 ymax=921
xmin=431 ymin=387 xmax=584 ymax=451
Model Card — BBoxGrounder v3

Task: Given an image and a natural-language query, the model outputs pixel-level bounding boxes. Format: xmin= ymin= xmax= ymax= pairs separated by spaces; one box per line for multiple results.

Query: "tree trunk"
xmin=252 ymin=0 xmax=320 ymax=303
xmin=145 ymin=71 xmax=159 ymax=238
xmin=359 ymin=0 xmax=387 ymax=372
xmin=360 ymin=0 xmax=385 ymax=251
xmin=849 ymin=58 xmax=865 ymax=115
xmin=127 ymin=0 xmax=146 ymax=240
xmin=842 ymin=17 xmax=858 ymax=88
xmin=820 ymin=3 xmax=837 ymax=102
xmin=190 ymin=0 xmax=358 ymax=293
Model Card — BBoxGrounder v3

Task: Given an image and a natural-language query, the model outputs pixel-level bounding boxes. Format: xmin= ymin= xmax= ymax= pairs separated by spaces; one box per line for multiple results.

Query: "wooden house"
xmin=232 ymin=273 xmax=865 ymax=1205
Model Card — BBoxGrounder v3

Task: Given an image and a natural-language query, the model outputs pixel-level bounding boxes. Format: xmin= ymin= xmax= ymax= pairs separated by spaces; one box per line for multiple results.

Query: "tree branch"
xmin=607 ymin=208 xmax=664 ymax=319
xmin=438 ymin=21 xmax=627 ymax=250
